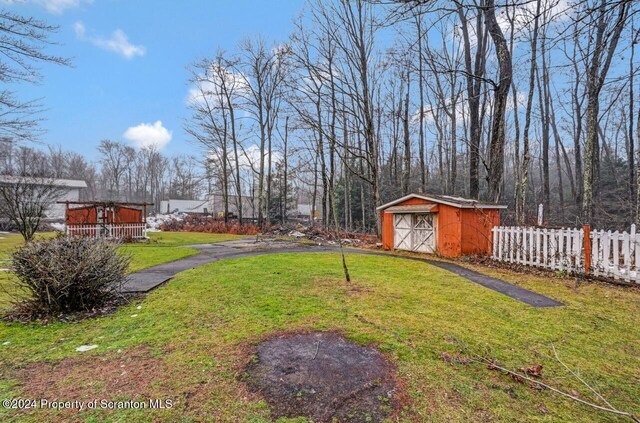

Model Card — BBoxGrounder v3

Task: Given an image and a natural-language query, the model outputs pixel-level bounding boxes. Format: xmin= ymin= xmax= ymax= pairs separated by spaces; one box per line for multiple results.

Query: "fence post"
xmin=583 ymin=224 xmax=591 ymax=275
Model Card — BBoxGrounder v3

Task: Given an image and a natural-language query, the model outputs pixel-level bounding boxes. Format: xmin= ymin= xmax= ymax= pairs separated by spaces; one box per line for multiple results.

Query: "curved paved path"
xmin=121 ymin=239 xmax=563 ymax=308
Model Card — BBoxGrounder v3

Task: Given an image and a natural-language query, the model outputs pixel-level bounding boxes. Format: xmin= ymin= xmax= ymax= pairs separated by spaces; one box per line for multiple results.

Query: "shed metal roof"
xmin=385 ymin=204 xmax=438 ymax=213
xmin=376 ymin=193 xmax=507 ymax=211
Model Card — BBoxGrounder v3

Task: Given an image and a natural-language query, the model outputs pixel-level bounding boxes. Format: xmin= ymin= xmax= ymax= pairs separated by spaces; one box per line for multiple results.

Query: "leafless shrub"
xmin=10 ymin=235 xmax=130 ymax=315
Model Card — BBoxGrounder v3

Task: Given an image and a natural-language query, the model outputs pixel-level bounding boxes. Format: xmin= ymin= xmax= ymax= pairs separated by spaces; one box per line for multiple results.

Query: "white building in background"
xmin=160 ymin=195 xmax=257 ymax=219
xmin=160 ymin=195 xmax=314 ymax=222
xmin=0 ymin=176 xmax=87 ymax=220
xmin=160 ymin=199 xmax=210 ymax=214
xmin=208 ymin=194 xmax=256 ymax=219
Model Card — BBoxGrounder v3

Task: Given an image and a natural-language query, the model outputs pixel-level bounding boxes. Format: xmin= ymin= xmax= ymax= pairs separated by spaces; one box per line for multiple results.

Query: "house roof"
xmin=0 ymin=175 xmax=87 ymax=189
xmin=57 ymin=201 xmax=153 ymax=207
xmin=376 ymin=193 xmax=507 ymax=211
xmin=385 ymin=204 xmax=438 ymax=213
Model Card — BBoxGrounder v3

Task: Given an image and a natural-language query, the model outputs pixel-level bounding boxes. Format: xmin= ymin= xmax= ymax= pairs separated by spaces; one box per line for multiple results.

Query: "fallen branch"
xmin=442 ymin=337 xmax=639 ymax=422
xmin=474 ymin=356 xmax=639 ymax=422
xmin=551 ymin=344 xmax=613 ymax=410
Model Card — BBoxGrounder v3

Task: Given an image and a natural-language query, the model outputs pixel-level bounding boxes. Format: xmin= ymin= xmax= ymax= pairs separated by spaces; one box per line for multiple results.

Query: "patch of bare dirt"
xmin=14 ymin=345 xmax=164 ymax=401
xmin=243 ymin=331 xmax=400 ymax=422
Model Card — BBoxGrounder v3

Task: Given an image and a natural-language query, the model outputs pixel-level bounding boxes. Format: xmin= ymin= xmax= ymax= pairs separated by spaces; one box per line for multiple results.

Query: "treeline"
xmin=3 ymin=1 xmax=639 ymax=232
xmin=0 ymin=141 xmax=204 ymax=210
xmin=186 ymin=0 xmax=640 ymax=233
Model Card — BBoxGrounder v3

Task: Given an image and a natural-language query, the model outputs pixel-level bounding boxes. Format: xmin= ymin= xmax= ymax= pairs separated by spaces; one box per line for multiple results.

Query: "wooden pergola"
xmin=57 ymin=201 xmax=154 ymax=240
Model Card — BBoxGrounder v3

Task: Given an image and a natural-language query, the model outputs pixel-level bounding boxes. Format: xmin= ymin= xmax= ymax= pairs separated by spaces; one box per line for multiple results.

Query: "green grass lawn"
xmin=120 ymin=232 xmax=245 ymax=272
xmin=0 ymin=231 xmax=246 ymax=305
xmin=0 ymin=250 xmax=637 ymax=422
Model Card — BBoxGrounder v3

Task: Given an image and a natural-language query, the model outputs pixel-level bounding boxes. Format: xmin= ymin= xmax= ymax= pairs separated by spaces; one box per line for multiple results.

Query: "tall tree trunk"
xmin=257 ymin=86 xmax=266 ymax=227
xmin=282 ymin=116 xmax=289 ymax=225
xmin=402 ymin=69 xmax=411 ymax=195
xmin=550 ymin=89 xmax=576 ymax=203
xmin=629 ymin=27 xmax=636 ymax=223
xmin=222 ymin=111 xmax=229 ymax=224
xmin=637 ymin=95 xmax=640 ymax=224
xmin=518 ymin=0 xmax=541 ymax=223
xmin=484 ymin=0 xmax=513 ymax=203
xmin=583 ymin=0 xmax=629 ymax=224
xmin=266 ymin=109 xmax=272 ymax=225
xmin=571 ymin=31 xmax=584 ymax=208
xmin=311 ymin=152 xmax=318 ymax=227
xmin=508 ymin=5 xmax=521 ymax=219
xmin=456 ymin=2 xmax=485 ymax=199
xmin=416 ymin=14 xmax=427 ymax=192
xmin=539 ymin=40 xmax=551 ymax=218
xmin=228 ymin=96 xmax=243 ymax=224
xmin=343 ymin=109 xmax=352 ymax=230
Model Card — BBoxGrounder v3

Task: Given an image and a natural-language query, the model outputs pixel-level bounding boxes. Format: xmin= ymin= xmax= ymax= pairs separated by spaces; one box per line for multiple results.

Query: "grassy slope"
xmin=0 ymin=252 xmax=637 ymax=422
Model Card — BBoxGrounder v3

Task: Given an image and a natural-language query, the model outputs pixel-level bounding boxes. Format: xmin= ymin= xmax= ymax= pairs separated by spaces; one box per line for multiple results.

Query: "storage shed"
xmin=377 ymin=193 xmax=506 ymax=258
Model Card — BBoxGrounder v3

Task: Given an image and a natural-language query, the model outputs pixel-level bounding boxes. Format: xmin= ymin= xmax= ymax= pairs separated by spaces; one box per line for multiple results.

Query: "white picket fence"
xmin=66 ymin=223 xmax=147 ymax=240
xmin=492 ymin=224 xmax=640 ymax=283
xmin=590 ymin=227 xmax=640 ymax=281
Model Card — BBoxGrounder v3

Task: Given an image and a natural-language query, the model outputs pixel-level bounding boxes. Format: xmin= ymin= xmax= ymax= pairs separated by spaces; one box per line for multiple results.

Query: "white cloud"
xmin=496 ymin=0 xmax=572 ymax=36
xmin=2 ymin=0 xmax=92 ymax=14
xmin=448 ymin=0 xmax=572 ymax=50
xmin=186 ymin=63 xmax=249 ymax=107
xmin=74 ymin=21 xmax=145 ymax=59
xmin=207 ymin=144 xmax=283 ymax=170
xmin=123 ymin=121 xmax=172 ymax=150
xmin=73 ymin=21 xmax=86 ymax=37
xmin=240 ymin=144 xmax=283 ymax=168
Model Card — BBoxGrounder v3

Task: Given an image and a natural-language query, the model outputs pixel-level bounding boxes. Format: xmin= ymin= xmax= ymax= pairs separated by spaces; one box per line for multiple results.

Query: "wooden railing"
xmin=492 ymin=224 xmax=639 ymax=283
xmin=66 ymin=223 xmax=147 ymax=240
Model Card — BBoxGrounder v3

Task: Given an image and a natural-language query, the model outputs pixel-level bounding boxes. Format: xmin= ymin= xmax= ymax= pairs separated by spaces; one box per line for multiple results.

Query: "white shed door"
xmin=393 ymin=214 xmax=412 ymax=250
xmin=413 ymin=213 xmax=435 ymax=253
xmin=394 ymin=213 xmax=436 ymax=253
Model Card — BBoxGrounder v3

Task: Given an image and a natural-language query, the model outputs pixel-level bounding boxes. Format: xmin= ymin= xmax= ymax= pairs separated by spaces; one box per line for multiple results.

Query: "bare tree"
xmin=455 ymin=1 xmax=487 ymax=199
xmin=239 ymin=37 xmax=288 ymax=225
xmin=0 ymin=10 xmax=69 ymax=143
xmin=0 ymin=176 xmax=65 ymax=240
xmin=581 ymin=0 xmax=631 ymax=224
xmin=484 ymin=0 xmax=513 ymax=203
xmin=517 ymin=0 xmax=542 ymax=223
xmin=98 ymin=140 xmax=128 ymax=199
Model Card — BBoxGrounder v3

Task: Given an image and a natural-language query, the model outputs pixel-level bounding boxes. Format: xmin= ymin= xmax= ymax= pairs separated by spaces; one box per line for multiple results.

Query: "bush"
xmin=11 ymin=236 xmax=130 ymax=315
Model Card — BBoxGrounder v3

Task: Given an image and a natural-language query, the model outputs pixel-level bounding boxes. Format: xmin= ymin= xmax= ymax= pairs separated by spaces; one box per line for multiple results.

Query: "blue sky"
xmin=6 ymin=0 xmax=303 ymax=159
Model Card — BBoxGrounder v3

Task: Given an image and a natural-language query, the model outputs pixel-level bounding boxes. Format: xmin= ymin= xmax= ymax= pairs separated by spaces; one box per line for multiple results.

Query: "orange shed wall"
xmin=436 ymin=204 xmax=462 ymax=257
xmin=460 ymin=208 xmax=501 ymax=255
xmin=381 ymin=211 xmax=394 ymax=249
